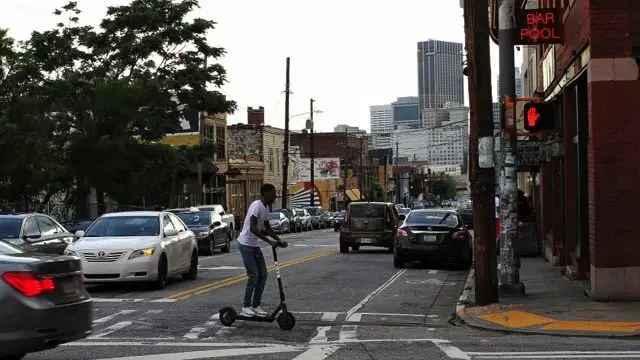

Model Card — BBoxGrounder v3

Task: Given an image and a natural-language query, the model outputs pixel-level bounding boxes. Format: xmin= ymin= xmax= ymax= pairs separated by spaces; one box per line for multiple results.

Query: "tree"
xmin=430 ymin=172 xmax=458 ymax=200
xmin=20 ymin=0 xmax=236 ymax=216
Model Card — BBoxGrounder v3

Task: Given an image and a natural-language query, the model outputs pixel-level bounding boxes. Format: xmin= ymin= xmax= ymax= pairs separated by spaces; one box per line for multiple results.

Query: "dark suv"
xmin=339 ymin=202 xmax=400 ymax=253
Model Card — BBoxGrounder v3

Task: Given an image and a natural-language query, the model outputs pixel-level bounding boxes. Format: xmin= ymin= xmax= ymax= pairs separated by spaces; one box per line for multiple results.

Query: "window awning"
xmin=346 ymin=189 xmax=360 ymax=201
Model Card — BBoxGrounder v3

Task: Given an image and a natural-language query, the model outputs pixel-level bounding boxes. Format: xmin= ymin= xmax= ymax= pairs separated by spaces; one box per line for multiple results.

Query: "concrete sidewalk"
xmin=457 ymin=257 xmax=640 ymax=337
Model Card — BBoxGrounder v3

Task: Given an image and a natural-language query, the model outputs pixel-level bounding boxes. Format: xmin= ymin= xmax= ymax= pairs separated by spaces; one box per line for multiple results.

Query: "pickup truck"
xmin=194 ymin=205 xmax=236 ymax=234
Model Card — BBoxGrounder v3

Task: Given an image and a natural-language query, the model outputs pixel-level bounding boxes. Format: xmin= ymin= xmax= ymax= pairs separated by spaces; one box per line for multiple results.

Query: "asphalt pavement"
xmin=25 ymin=228 xmax=640 ymax=359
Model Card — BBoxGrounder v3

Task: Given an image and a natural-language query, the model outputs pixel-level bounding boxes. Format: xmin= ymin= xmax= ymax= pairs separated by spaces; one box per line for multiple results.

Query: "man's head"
xmin=260 ymin=183 xmax=277 ymax=205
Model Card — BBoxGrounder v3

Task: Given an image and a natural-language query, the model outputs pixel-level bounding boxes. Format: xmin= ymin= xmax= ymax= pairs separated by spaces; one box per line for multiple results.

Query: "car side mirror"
xmin=212 ymin=221 xmax=222 ymax=228
xmin=75 ymin=230 xmax=85 ymax=237
xmin=23 ymin=233 xmax=41 ymax=240
xmin=164 ymin=228 xmax=179 ymax=237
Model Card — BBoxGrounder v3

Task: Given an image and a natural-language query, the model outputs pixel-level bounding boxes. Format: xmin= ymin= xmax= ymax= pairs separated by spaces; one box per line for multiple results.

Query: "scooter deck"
xmin=236 ymin=314 xmax=275 ymax=322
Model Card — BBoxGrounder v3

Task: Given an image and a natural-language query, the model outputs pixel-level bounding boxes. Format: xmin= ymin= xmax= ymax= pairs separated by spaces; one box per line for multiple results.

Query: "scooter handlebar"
xmin=278 ymin=241 xmax=288 ymax=248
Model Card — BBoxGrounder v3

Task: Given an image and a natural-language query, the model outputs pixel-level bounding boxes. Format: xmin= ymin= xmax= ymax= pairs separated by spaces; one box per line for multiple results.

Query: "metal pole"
xmin=309 ymin=98 xmax=315 ymax=207
xmin=395 ymin=141 xmax=400 ymax=204
xmin=281 ymin=57 xmax=291 ymax=209
xmin=359 ymin=137 xmax=364 ymax=200
xmin=343 ymin=129 xmax=348 ymax=209
xmin=498 ymin=0 xmax=524 ymax=294
xmin=464 ymin=0 xmax=499 ymax=305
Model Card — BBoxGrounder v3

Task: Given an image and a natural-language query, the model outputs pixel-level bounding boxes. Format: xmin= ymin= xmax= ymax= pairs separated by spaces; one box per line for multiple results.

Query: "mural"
xmin=227 ymin=125 xmax=263 ymax=159
xmin=289 ymin=180 xmax=338 ymax=210
xmin=296 ymin=158 xmax=341 ymax=182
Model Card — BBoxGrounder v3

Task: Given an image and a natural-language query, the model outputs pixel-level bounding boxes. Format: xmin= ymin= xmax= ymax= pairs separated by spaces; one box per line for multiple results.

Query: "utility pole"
xmin=498 ymin=0 xmax=524 ymax=294
xmin=395 ymin=141 xmax=400 ymax=204
xmin=342 ymin=128 xmax=349 ymax=209
xmin=281 ymin=57 xmax=291 ymax=209
xmin=359 ymin=137 xmax=364 ymax=200
xmin=309 ymin=98 xmax=315 ymax=207
xmin=463 ymin=0 xmax=499 ymax=305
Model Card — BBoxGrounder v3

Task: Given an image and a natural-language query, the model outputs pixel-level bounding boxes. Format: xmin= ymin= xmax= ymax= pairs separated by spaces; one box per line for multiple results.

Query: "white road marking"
xmin=89 ymin=321 xmax=133 ymax=339
xmin=91 ymin=298 xmax=146 ymax=303
xmin=139 ymin=310 xmax=163 ymax=320
xmin=428 ymin=269 xmax=438 ymax=274
xmin=433 ymin=340 xmax=471 ymax=359
xmin=360 ymin=312 xmax=424 ymax=318
xmin=91 ymin=345 xmax=305 ymax=360
xmin=292 ymin=345 xmax=340 ymax=359
xmin=183 ymin=327 xmax=207 ymax=340
xmin=338 ymin=324 xmax=357 ymax=342
xmin=309 ymin=326 xmax=331 ymax=343
xmin=320 ymin=312 xmax=340 ymax=321
xmin=93 ymin=310 xmax=136 ymax=324
xmin=150 ymin=298 xmax=178 ymax=303
xmin=293 ymin=244 xmax=336 ymax=247
xmin=197 ymin=266 xmax=244 ymax=270
xmin=468 ymin=351 xmax=640 ymax=359
xmin=347 ymin=313 xmax=363 ymax=322
xmin=345 ymin=269 xmax=407 ymax=319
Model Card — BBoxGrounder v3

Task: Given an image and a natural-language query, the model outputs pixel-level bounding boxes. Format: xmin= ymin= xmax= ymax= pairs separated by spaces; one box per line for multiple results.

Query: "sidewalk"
xmin=457 ymin=257 xmax=640 ymax=337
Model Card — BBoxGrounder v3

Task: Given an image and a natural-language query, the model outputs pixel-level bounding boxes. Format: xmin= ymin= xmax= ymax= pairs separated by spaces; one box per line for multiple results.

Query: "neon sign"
xmin=514 ymin=8 xmax=563 ymax=45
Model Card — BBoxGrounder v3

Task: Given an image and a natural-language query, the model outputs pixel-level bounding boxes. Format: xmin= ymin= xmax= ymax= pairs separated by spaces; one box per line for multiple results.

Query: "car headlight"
xmin=64 ymin=249 xmax=76 ymax=256
xmin=129 ymin=248 xmax=155 ymax=260
xmin=197 ymin=231 xmax=209 ymax=237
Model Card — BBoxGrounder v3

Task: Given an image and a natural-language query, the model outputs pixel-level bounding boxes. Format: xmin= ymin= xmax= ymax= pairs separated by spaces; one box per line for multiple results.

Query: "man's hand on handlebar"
xmin=272 ymin=240 xmax=288 ymax=248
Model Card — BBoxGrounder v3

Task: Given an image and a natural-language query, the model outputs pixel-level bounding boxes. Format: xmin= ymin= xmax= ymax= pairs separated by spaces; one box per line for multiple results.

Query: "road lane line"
xmin=320 ymin=312 xmax=339 ymax=321
xmin=91 ymin=298 xmax=146 ymax=303
xmin=183 ymin=327 xmax=207 ymax=340
xmin=309 ymin=326 xmax=331 ymax=343
xmin=360 ymin=312 xmax=424 ymax=317
xmin=89 ymin=321 xmax=133 ymax=339
xmin=433 ymin=340 xmax=471 ymax=359
xmin=93 ymin=310 xmax=136 ymax=324
xmin=91 ymin=345 xmax=306 ymax=360
xmin=345 ymin=268 xmax=407 ymax=320
xmin=292 ymin=344 xmax=340 ymax=359
xmin=338 ymin=324 xmax=357 ymax=342
xmin=164 ymin=250 xmax=338 ymax=300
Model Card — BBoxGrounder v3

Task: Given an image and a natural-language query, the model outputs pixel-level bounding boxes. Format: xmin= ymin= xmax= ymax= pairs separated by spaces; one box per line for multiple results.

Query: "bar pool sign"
xmin=514 ymin=8 xmax=564 ymax=45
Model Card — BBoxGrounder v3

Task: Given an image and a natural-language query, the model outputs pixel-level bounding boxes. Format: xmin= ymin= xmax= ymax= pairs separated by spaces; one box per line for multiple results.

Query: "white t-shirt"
xmin=237 ymin=200 xmax=269 ymax=247
xmin=495 ymin=196 xmax=500 ymax=219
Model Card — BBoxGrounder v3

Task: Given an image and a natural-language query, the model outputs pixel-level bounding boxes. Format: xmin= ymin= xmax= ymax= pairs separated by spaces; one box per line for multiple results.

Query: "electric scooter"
xmin=218 ymin=241 xmax=296 ymax=330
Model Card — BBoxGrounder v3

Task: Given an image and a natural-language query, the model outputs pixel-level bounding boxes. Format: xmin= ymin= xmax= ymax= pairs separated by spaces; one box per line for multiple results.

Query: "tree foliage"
xmin=0 ymin=0 xmax=235 ymax=214
xmin=430 ymin=172 xmax=458 ymax=199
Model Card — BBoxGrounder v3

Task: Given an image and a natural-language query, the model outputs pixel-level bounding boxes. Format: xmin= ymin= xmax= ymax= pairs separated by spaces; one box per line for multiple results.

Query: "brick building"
xmin=523 ymin=0 xmax=640 ymax=300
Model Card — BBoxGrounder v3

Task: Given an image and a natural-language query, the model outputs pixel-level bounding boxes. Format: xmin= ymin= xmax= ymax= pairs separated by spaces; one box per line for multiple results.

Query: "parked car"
xmin=456 ymin=208 xmax=473 ymax=230
xmin=175 ymin=210 xmax=231 ymax=255
xmin=0 ymin=213 xmax=76 ymax=255
xmin=323 ymin=211 xmax=335 ymax=228
xmin=295 ymin=208 xmax=312 ymax=231
xmin=63 ymin=219 xmax=95 ymax=234
xmin=65 ymin=211 xmax=199 ymax=289
xmin=305 ymin=207 xmax=326 ymax=229
xmin=0 ymin=240 xmax=92 ymax=359
xmin=393 ymin=209 xmax=472 ymax=269
xmin=333 ymin=210 xmax=346 ymax=232
xmin=277 ymin=208 xmax=302 ymax=232
xmin=191 ymin=205 xmax=236 ymax=235
xmin=397 ymin=208 xmax=411 ymax=216
xmin=268 ymin=212 xmax=290 ymax=234
xmin=339 ymin=202 xmax=400 ymax=253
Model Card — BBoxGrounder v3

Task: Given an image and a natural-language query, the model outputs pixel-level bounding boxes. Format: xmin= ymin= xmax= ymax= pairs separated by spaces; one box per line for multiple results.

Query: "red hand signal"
xmin=526 ymin=107 xmax=540 ymax=127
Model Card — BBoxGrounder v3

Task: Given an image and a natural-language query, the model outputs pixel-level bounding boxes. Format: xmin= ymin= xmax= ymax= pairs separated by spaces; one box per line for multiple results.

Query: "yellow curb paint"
xmin=541 ymin=320 xmax=640 ymax=332
xmin=478 ymin=310 xmax=554 ymax=329
xmin=166 ymin=249 xmax=338 ymax=300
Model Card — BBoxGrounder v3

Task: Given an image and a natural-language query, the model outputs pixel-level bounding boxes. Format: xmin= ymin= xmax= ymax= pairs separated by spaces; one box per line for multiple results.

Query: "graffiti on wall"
xmin=228 ymin=126 xmax=263 ymax=160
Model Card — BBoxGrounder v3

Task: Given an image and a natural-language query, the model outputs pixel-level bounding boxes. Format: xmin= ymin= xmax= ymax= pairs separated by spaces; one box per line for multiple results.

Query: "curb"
xmin=455 ymin=267 xmax=474 ymax=315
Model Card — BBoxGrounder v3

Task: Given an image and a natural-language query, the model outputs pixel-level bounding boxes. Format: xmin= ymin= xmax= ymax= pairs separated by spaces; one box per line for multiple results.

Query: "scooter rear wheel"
xmin=277 ymin=311 xmax=296 ymax=330
xmin=219 ymin=307 xmax=237 ymax=326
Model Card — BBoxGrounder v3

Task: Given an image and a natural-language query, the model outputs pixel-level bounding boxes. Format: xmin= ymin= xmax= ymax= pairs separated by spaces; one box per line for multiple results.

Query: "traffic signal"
xmin=523 ymin=102 xmax=555 ymax=132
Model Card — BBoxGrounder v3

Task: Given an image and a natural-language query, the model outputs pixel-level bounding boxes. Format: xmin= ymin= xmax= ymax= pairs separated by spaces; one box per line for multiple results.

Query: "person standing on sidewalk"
xmin=236 ymin=183 xmax=284 ymax=318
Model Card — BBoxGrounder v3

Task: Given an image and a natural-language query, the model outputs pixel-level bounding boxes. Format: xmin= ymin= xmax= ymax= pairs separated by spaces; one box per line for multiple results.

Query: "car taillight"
xmin=1 ymin=271 xmax=55 ymax=297
xmin=453 ymin=231 xmax=465 ymax=240
xmin=397 ymin=229 xmax=408 ymax=237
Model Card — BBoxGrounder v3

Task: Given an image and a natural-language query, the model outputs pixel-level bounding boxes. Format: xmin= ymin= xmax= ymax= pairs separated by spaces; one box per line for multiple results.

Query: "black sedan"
xmin=176 ymin=210 xmax=231 ymax=255
xmin=393 ymin=209 xmax=472 ymax=269
xmin=333 ymin=210 xmax=346 ymax=231
xmin=0 ymin=240 xmax=92 ymax=359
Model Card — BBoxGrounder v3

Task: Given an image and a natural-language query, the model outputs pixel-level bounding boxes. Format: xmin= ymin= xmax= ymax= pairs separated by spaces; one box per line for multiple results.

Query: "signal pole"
xmin=463 ymin=0 xmax=499 ymax=305
xmin=395 ymin=141 xmax=400 ymax=204
xmin=498 ymin=0 xmax=524 ymax=294
xmin=309 ymin=98 xmax=315 ymax=207
xmin=281 ymin=57 xmax=291 ymax=209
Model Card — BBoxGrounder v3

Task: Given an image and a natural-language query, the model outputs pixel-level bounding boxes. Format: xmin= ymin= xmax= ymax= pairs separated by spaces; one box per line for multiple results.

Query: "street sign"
xmin=523 ymin=102 xmax=555 ymax=131
xmin=516 ymin=140 xmax=549 ymax=170
xmin=514 ymin=8 xmax=563 ymax=45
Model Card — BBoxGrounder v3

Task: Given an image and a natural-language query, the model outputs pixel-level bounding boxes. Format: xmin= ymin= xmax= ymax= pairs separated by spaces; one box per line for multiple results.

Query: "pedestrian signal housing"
xmin=523 ymin=102 xmax=554 ymax=132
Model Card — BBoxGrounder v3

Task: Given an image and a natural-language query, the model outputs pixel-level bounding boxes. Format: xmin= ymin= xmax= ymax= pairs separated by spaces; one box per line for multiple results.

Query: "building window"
xmin=269 ymin=148 xmax=274 ymax=172
xmin=216 ymin=126 xmax=226 ymax=160
xmin=276 ymin=148 xmax=280 ymax=173
xmin=203 ymin=124 xmax=214 ymax=142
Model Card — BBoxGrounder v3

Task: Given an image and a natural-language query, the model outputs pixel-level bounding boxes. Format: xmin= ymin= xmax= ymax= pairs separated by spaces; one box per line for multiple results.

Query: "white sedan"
xmin=65 ymin=211 xmax=199 ymax=289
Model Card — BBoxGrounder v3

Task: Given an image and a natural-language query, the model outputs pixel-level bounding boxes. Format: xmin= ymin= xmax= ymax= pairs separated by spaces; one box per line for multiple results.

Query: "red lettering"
xmin=545 ymin=12 xmax=555 ymax=24
xmin=526 ymin=13 xmax=537 ymax=25
xmin=525 ymin=11 xmax=556 ymax=25
xmin=520 ymin=27 xmax=562 ymax=41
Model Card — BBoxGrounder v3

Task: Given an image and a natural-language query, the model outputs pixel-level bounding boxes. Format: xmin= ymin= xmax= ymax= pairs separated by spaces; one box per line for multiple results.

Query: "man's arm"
xmin=249 ymin=215 xmax=279 ymax=246
xmin=263 ymin=220 xmax=281 ymax=242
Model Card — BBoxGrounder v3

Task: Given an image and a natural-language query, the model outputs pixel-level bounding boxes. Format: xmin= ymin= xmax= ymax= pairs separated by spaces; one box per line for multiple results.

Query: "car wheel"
xmin=393 ymin=245 xmax=405 ymax=268
xmin=182 ymin=251 xmax=198 ymax=280
xmin=153 ymin=255 xmax=168 ymax=289
xmin=221 ymin=233 xmax=231 ymax=253
xmin=339 ymin=241 xmax=349 ymax=253
xmin=202 ymin=237 xmax=215 ymax=256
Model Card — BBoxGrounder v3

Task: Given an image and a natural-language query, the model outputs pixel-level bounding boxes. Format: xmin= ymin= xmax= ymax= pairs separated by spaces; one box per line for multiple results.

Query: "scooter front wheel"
xmin=277 ymin=311 xmax=296 ymax=330
xmin=219 ymin=307 xmax=237 ymax=326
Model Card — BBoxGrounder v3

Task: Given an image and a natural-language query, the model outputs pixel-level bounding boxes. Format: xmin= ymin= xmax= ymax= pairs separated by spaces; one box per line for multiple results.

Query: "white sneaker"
xmin=253 ymin=306 xmax=268 ymax=317
xmin=241 ymin=307 xmax=255 ymax=317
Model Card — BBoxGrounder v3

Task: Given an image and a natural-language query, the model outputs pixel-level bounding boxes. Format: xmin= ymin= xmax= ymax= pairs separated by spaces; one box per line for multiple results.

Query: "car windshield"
xmin=405 ymin=211 xmax=458 ymax=227
xmin=306 ymin=208 xmax=320 ymax=215
xmin=83 ymin=216 xmax=160 ymax=237
xmin=349 ymin=204 xmax=385 ymax=218
xmin=295 ymin=209 xmax=305 ymax=216
xmin=177 ymin=212 xmax=211 ymax=226
xmin=268 ymin=213 xmax=281 ymax=220
xmin=0 ymin=218 xmax=22 ymax=238
xmin=398 ymin=208 xmax=410 ymax=215
xmin=279 ymin=209 xmax=293 ymax=217
xmin=0 ymin=240 xmax=23 ymax=255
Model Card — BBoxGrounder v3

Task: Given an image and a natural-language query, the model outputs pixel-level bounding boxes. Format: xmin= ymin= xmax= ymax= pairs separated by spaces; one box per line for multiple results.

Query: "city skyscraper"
xmin=496 ymin=66 xmax=524 ymax=101
xmin=369 ymin=104 xmax=393 ymax=149
xmin=417 ymin=39 xmax=464 ymax=112
xmin=391 ymin=96 xmax=420 ymax=130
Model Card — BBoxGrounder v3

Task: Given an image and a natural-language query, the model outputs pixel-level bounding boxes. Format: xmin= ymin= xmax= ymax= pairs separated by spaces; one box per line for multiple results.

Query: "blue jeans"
xmin=238 ymin=242 xmax=268 ymax=308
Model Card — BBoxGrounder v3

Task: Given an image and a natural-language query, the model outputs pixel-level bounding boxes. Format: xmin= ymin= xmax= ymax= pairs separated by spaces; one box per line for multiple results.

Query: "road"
xmin=26 ymin=228 xmax=640 ymax=359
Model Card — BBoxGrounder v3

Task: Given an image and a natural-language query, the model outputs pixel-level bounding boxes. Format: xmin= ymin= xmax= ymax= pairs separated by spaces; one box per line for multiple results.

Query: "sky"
xmin=2 ymin=0 xmax=522 ymax=133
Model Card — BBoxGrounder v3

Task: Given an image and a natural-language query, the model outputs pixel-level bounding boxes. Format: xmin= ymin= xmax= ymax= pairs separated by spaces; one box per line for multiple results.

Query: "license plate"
xmin=359 ymin=238 xmax=373 ymax=243
xmin=422 ymin=235 xmax=437 ymax=242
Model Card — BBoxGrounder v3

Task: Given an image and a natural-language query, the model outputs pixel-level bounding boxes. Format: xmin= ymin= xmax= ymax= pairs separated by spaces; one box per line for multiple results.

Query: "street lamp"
xmin=302 ymin=99 xmax=321 ymax=207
